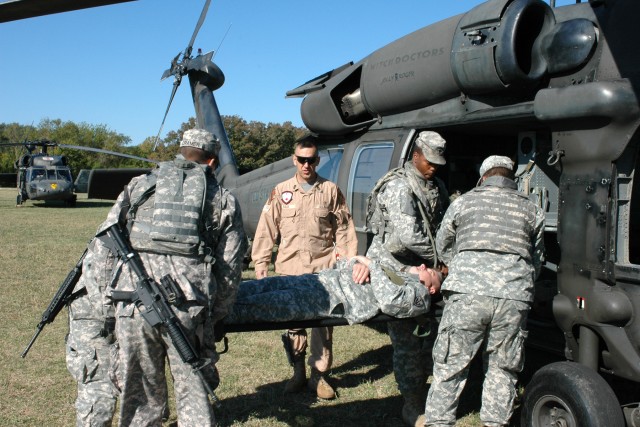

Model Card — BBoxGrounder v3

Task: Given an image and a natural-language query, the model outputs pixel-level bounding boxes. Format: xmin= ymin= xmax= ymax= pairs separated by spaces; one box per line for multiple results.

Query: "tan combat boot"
xmin=284 ymin=357 xmax=307 ymax=393
xmin=401 ymin=392 xmax=426 ymax=427
xmin=308 ymin=367 xmax=336 ymax=400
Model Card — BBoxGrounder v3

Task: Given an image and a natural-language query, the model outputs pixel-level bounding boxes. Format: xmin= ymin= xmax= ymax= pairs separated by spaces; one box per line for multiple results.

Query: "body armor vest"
xmin=455 ymin=183 xmax=535 ymax=260
xmin=128 ymin=160 xmax=209 ymax=256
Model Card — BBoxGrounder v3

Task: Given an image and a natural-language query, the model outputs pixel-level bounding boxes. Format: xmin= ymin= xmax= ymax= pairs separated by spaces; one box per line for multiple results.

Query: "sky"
xmin=0 ymin=0 xmax=576 ymax=146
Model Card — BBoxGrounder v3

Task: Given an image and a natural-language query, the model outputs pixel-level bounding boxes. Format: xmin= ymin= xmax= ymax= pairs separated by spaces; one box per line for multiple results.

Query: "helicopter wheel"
xmin=16 ymin=194 xmax=23 ymax=206
xmin=65 ymin=195 xmax=77 ymax=207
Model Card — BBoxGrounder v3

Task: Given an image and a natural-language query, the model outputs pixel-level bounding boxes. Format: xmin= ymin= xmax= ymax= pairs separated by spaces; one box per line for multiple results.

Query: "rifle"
xmin=105 ymin=223 xmax=220 ymax=407
xmin=22 ymin=248 xmax=88 ymax=358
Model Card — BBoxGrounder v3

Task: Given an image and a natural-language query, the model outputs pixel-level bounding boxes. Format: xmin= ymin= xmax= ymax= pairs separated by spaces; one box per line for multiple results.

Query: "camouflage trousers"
xmin=115 ymin=302 xmax=217 ymax=427
xmin=65 ymin=318 xmax=118 ymax=427
xmin=424 ymin=292 xmax=530 ymax=427
xmin=388 ymin=319 xmax=435 ymax=396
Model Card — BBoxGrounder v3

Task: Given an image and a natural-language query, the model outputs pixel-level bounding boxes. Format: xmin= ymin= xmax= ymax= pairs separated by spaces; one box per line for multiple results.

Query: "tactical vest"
xmin=455 ymin=184 xmax=536 ymax=260
xmin=366 ymin=167 xmax=447 ymax=235
xmin=127 ymin=159 xmax=213 ymax=257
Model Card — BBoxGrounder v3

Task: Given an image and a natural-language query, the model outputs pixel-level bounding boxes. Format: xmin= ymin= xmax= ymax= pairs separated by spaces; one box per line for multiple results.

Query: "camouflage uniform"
xmin=366 ymin=160 xmax=448 ymax=398
xmin=424 ymin=168 xmax=545 ymax=427
xmin=65 ymin=238 xmax=118 ymax=427
xmin=106 ymin=130 xmax=247 ymax=426
xmin=226 ymin=258 xmax=430 ymax=325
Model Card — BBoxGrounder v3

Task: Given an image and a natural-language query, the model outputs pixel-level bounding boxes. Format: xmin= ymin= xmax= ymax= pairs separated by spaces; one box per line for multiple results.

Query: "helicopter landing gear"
xmin=16 ymin=193 xmax=24 ymax=206
xmin=64 ymin=195 xmax=77 ymax=207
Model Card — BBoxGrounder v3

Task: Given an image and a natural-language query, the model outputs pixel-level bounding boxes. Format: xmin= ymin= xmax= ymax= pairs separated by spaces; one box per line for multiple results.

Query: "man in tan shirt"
xmin=251 ymin=139 xmax=357 ymax=399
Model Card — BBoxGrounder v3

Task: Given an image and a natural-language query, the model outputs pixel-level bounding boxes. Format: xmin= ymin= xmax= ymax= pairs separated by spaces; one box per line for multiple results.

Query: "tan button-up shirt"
xmin=251 ymin=175 xmax=357 ymax=275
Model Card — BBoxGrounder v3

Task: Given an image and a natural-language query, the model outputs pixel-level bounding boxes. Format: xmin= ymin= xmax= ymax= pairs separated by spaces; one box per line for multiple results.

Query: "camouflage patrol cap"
xmin=180 ymin=128 xmax=220 ymax=156
xmin=415 ymin=131 xmax=446 ymax=165
xmin=479 ymin=155 xmax=514 ymax=176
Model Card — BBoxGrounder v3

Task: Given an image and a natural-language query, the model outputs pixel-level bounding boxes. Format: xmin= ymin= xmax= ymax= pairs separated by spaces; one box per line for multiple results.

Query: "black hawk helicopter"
xmin=4 ymin=0 xmax=640 ymax=425
xmin=0 ymin=139 xmax=157 ymax=206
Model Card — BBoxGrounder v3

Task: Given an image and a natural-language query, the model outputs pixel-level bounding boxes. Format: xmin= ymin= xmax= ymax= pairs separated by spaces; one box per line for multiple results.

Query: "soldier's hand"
xmin=255 ymin=269 xmax=268 ymax=279
xmin=352 ymin=262 xmax=370 ymax=285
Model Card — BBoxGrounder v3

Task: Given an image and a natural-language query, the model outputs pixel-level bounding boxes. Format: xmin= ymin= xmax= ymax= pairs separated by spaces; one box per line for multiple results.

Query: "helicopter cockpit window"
xmin=347 ymin=142 xmax=395 ymax=228
xmin=30 ymin=169 xmax=46 ymax=180
xmin=58 ymin=169 xmax=72 ymax=182
xmin=316 ymin=147 xmax=343 ymax=183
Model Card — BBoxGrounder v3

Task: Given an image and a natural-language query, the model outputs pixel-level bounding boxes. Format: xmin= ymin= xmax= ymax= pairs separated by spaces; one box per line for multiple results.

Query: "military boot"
xmin=401 ymin=392 xmax=426 ymax=427
xmin=284 ymin=357 xmax=307 ymax=393
xmin=308 ymin=368 xmax=336 ymax=400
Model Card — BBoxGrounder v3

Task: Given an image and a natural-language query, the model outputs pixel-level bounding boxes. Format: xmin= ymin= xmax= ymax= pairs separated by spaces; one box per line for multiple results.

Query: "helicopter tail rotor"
xmin=153 ymin=0 xmax=212 ymax=151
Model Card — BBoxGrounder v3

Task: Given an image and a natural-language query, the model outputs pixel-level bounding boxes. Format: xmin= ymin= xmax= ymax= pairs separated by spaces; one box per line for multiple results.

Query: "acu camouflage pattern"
xmin=365 ymin=161 xmax=448 ymax=396
xmin=128 ymin=159 xmax=212 ymax=257
xmin=437 ymin=176 xmax=545 ymax=303
xmin=65 ymin=237 xmax=119 ymax=427
xmin=366 ymin=161 xmax=448 ymax=269
xmin=424 ymin=293 xmax=530 ymax=427
xmin=106 ymin=161 xmax=246 ymax=426
xmin=425 ymin=175 xmax=544 ymax=427
xmin=225 ymin=258 xmax=430 ymax=325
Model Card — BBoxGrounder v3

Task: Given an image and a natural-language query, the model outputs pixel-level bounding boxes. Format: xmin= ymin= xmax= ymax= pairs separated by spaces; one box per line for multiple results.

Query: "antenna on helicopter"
xmin=152 ymin=0 xmax=212 ymax=151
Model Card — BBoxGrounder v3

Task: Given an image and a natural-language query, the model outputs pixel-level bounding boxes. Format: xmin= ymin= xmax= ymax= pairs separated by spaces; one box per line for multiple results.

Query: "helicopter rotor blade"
xmin=186 ymin=0 xmax=211 ymax=59
xmin=152 ymin=79 xmax=181 ymax=151
xmin=153 ymin=0 xmax=212 ymax=152
xmin=58 ymin=144 xmax=159 ymax=165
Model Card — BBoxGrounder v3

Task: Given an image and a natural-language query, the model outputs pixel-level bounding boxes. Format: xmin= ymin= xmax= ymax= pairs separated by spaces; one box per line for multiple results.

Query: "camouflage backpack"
xmin=365 ymin=167 xmax=407 ymax=235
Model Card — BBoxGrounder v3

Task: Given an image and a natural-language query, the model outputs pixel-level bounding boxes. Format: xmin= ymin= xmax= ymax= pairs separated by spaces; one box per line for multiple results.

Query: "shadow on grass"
xmin=216 ymin=390 xmax=406 ymax=427
xmin=213 ymin=344 xmax=404 ymax=426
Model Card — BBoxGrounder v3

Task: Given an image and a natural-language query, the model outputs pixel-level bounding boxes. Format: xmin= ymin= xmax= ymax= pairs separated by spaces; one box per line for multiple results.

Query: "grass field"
xmin=0 ymin=188 xmax=490 ymax=427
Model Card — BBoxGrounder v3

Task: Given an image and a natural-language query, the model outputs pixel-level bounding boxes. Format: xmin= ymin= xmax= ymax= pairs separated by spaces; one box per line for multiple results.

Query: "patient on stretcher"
xmin=225 ymin=256 xmax=441 ymax=325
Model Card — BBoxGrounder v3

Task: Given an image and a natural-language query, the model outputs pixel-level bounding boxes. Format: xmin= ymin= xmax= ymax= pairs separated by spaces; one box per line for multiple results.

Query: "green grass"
xmin=0 ymin=188 xmax=488 ymax=426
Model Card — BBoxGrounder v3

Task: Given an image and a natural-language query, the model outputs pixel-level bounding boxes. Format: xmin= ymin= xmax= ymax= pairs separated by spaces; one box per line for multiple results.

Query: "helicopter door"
xmin=347 ymin=141 xmax=395 ymax=255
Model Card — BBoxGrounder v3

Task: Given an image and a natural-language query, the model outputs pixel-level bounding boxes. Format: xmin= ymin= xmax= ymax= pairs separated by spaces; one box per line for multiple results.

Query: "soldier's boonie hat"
xmin=415 ymin=131 xmax=446 ymax=165
xmin=180 ymin=128 xmax=220 ymax=156
xmin=479 ymin=155 xmax=514 ymax=176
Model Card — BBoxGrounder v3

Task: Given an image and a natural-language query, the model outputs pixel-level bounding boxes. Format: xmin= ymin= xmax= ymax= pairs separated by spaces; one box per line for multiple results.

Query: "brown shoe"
xmin=284 ymin=358 xmax=307 ymax=393
xmin=308 ymin=368 xmax=336 ymax=399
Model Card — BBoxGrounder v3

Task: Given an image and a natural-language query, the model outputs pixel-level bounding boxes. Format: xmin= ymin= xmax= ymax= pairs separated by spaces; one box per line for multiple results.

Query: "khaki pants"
xmin=288 ymin=326 xmax=333 ymax=373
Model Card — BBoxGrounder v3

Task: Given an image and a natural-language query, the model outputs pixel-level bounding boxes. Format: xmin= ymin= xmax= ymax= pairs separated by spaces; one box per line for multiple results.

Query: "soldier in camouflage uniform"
xmin=65 ymin=237 xmax=119 ymax=427
xmin=226 ymin=256 xmax=440 ymax=326
xmin=365 ymin=130 xmax=449 ymax=427
xmin=102 ymin=128 xmax=247 ymax=426
xmin=424 ymin=155 xmax=545 ymax=427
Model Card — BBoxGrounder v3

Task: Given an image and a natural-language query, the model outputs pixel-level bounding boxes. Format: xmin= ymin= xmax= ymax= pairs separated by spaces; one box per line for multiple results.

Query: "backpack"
xmin=364 ymin=167 xmax=406 ymax=234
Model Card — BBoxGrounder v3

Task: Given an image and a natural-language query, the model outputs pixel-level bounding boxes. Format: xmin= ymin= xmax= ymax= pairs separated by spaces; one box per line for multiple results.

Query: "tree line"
xmin=0 ymin=117 xmax=307 ymax=176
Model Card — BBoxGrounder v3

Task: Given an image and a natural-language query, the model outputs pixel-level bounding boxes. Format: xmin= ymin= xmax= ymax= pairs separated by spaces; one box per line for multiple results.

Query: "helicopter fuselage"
xmin=16 ymin=154 xmax=76 ymax=205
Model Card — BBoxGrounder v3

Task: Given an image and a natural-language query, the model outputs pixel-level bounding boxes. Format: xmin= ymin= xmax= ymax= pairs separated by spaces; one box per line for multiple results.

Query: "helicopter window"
xmin=347 ymin=142 xmax=395 ymax=228
xmin=316 ymin=147 xmax=343 ymax=183
xmin=58 ymin=169 xmax=72 ymax=182
xmin=30 ymin=169 xmax=46 ymax=180
xmin=47 ymin=170 xmax=58 ymax=180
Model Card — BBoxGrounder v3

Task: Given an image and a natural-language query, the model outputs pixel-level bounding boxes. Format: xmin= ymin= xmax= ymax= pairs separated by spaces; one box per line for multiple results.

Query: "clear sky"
xmin=0 ymin=0 xmax=575 ymax=145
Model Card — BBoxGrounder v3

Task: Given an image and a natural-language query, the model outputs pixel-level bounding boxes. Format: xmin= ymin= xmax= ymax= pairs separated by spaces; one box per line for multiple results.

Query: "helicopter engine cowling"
xmin=299 ymin=0 xmax=596 ymax=136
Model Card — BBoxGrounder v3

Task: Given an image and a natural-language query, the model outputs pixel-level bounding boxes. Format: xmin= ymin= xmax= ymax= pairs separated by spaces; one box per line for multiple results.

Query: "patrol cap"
xmin=180 ymin=128 xmax=220 ymax=156
xmin=415 ymin=131 xmax=446 ymax=165
xmin=479 ymin=155 xmax=514 ymax=176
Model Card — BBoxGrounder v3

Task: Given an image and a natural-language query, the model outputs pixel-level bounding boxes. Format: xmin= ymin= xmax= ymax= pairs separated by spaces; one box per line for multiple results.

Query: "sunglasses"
xmin=296 ymin=155 xmax=318 ymax=165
